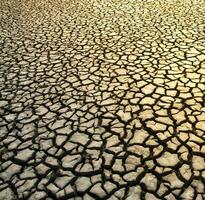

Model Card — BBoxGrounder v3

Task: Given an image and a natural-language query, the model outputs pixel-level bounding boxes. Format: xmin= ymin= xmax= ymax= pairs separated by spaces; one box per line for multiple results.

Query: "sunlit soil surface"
xmin=1 ymin=0 xmax=205 ymax=199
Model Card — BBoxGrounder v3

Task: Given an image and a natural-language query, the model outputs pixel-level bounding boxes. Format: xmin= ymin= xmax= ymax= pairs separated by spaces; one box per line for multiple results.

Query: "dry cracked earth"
xmin=1 ymin=0 xmax=205 ymax=199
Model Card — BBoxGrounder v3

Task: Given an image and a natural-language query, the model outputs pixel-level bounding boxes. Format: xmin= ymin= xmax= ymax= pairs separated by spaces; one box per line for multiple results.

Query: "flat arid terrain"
xmin=1 ymin=0 xmax=205 ymax=199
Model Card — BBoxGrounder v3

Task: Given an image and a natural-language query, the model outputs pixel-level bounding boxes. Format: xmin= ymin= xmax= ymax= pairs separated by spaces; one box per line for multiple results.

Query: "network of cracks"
xmin=1 ymin=0 xmax=205 ymax=199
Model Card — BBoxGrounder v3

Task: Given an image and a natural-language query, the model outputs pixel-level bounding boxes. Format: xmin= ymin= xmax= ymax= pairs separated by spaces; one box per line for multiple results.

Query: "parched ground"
xmin=1 ymin=0 xmax=205 ymax=199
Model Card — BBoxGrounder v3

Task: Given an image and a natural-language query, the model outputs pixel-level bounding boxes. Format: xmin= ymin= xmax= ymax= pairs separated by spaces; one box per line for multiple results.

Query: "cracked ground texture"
xmin=1 ymin=0 xmax=205 ymax=200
